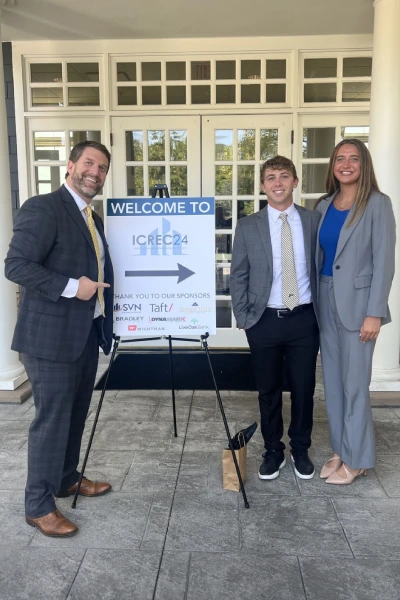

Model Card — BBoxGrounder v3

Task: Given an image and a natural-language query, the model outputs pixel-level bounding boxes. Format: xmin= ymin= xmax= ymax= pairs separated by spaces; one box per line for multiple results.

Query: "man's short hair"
xmin=65 ymin=140 xmax=111 ymax=179
xmin=260 ymin=155 xmax=297 ymax=182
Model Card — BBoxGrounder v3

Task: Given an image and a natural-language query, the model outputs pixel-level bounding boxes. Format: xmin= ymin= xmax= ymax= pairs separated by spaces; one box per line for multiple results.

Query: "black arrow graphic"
xmin=125 ymin=263 xmax=195 ymax=283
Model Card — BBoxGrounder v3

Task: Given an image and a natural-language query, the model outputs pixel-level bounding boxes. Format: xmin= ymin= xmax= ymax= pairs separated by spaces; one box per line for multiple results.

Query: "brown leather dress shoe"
xmin=26 ymin=509 xmax=78 ymax=537
xmin=55 ymin=476 xmax=112 ymax=498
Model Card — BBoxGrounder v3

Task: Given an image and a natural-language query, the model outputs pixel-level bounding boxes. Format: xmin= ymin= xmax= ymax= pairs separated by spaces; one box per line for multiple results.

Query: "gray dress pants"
xmin=319 ymin=275 xmax=376 ymax=469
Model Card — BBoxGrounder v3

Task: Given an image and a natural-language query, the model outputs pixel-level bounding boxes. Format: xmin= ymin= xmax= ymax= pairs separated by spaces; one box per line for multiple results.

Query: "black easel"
xmin=72 ymin=185 xmax=250 ymax=509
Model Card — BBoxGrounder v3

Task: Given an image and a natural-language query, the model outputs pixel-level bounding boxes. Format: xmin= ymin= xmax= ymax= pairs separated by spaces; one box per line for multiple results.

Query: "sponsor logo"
xmin=191 ymin=318 xmax=198 ymax=324
xmin=178 ymin=325 xmax=208 ymax=330
xmin=150 ymin=303 xmax=173 ymax=313
xmin=149 ymin=317 xmax=186 ymax=323
xmin=128 ymin=325 xmax=137 ymax=331
xmin=113 ymin=302 xmax=141 ymax=313
xmin=116 ymin=316 xmax=144 ymax=322
xmin=179 ymin=306 xmax=212 ymax=313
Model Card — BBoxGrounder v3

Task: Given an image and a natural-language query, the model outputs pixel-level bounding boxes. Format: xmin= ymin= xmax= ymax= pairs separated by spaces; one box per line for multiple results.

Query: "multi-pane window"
xmin=113 ymin=55 xmax=290 ymax=108
xmin=302 ymin=54 xmax=372 ymax=105
xmin=28 ymin=61 xmax=102 ymax=109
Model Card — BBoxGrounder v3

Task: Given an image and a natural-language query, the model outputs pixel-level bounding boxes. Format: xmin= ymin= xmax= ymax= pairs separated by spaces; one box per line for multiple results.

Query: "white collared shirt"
xmin=267 ymin=202 xmax=312 ymax=308
xmin=61 ymin=183 xmax=105 ymax=319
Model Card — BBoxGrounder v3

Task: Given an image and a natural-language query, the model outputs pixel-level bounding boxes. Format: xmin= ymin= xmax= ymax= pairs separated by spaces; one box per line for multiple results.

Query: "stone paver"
xmin=0 ymin=355 xmax=399 ymax=598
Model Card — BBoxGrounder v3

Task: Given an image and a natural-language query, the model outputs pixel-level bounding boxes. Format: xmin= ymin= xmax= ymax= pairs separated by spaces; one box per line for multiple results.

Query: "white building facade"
xmin=0 ymin=0 xmax=399 ymax=390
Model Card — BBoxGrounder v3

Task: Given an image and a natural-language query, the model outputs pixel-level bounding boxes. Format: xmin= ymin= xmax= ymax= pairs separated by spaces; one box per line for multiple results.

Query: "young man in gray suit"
xmin=230 ymin=156 xmax=320 ymax=481
xmin=5 ymin=141 xmax=114 ymax=537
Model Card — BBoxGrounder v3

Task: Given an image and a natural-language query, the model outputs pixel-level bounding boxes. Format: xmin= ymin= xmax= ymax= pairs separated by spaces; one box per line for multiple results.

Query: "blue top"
xmin=319 ymin=202 xmax=349 ymax=276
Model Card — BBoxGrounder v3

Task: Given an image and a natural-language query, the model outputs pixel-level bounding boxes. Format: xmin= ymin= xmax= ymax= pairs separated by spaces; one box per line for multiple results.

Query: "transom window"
xmin=27 ymin=59 xmax=102 ymax=110
xmin=301 ymin=53 xmax=372 ymax=105
xmin=112 ymin=54 xmax=290 ymax=109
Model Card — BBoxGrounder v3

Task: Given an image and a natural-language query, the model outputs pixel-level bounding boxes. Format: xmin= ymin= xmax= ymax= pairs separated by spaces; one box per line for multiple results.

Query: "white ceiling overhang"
xmin=0 ymin=0 xmax=373 ymax=42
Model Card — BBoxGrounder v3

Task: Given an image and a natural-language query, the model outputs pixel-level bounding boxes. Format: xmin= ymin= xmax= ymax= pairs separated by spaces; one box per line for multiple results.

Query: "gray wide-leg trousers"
xmin=319 ymin=275 xmax=376 ymax=469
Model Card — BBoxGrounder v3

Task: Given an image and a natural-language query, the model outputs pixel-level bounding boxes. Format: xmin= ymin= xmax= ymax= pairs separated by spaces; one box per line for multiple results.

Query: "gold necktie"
xmin=85 ymin=206 xmax=105 ymax=316
xmin=279 ymin=212 xmax=299 ymax=310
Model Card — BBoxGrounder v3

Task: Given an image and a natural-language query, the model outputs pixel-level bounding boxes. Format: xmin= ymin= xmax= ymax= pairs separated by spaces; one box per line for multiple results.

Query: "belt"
xmin=265 ymin=303 xmax=313 ymax=318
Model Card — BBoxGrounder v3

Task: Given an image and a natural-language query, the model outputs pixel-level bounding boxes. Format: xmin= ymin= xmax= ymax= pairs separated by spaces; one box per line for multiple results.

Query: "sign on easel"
xmin=107 ymin=197 xmax=216 ymax=337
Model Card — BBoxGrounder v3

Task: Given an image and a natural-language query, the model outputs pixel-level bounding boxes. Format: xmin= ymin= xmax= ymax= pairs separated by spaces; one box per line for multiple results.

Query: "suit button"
xmin=335 ymin=265 xmax=340 ymax=270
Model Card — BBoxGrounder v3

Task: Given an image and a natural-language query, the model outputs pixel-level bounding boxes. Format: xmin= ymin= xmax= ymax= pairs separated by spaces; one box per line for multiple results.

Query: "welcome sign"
xmin=107 ymin=197 xmax=216 ymax=337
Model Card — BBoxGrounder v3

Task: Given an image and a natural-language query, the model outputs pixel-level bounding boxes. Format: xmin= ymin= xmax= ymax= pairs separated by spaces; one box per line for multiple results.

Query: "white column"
xmin=0 ymin=15 xmax=27 ymax=390
xmin=369 ymin=0 xmax=400 ymax=390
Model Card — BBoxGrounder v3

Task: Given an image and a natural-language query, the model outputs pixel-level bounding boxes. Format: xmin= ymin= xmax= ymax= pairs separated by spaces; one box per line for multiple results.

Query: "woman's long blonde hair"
xmin=314 ymin=139 xmax=380 ymax=224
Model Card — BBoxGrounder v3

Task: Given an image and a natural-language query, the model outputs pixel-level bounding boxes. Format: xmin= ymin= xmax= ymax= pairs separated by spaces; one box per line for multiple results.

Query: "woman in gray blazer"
xmin=314 ymin=139 xmax=396 ymax=485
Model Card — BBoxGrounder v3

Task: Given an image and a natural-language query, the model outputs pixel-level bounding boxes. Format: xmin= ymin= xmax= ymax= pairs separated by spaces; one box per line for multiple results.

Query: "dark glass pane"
xmin=216 ymin=85 xmax=235 ymax=103
xmin=30 ymin=63 xmax=62 ymax=83
xmin=167 ymin=86 xmax=186 ymax=104
xmin=216 ymin=61 xmax=236 ymax=79
xmin=215 ymin=234 xmax=232 ymax=262
xmin=302 ymin=128 xmax=335 ymax=158
xmin=191 ymin=61 xmax=210 ymax=80
xmin=302 ymin=163 xmax=329 ymax=193
xmin=304 ymin=83 xmax=336 ymax=102
xmin=304 ymin=58 xmax=337 ymax=78
xmin=241 ymin=60 xmax=261 ymax=79
xmin=70 ymin=131 xmax=101 ymax=151
xmin=67 ymin=63 xmax=99 ymax=82
xmin=259 ymin=199 xmax=268 ymax=210
xmin=216 ymin=299 xmax=232 ymax=326
xmin=142 ymin=86 xmax=161 ymax=105
xmin=266 ymin=84 xmax=286 ymax=103
xmin=166 ymin=62 xmax=186 ymax=80
xmin=117 ymin=63 xmax=136 ymax=82
xmin=118 ymin=86 xmax=137 ymax=105
xmin=266 ymin=60 xmax=286 ymax=79
xmin=342 ymin=82 xmax=371 ymax=102
xmin=343 ymin=57 xmax=372 ymax=77
xmin=191 ymin=85 xmax=210 ymax=104
xmin=215 ymin=200 xmax=232 ymax=229
xmin=35 ymin=166 xmax=64 ymax=194
xmin=241 ymin=85 xmax=260 ymax=103
xmin=68 ymin=87 xmax=100 ymax=106
xmin=142 ymin=62 xmax=161 ymax=81
xmin=238 ymin=200 xmax=254 ymax=219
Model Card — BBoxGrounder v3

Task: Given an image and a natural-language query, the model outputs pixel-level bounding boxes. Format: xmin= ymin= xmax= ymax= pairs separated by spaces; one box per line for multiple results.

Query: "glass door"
xmin=202 ymin=114 xmax=292 ymax=347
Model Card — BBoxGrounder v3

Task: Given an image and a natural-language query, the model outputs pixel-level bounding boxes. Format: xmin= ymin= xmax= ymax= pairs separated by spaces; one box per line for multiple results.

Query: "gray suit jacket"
xmin=315 ymin=191 xmax=396 ymax=331
xmin=5 ymin=185 xmax=114 ymax=361
xmin=230 ymin=204 xmax=321 ymax=330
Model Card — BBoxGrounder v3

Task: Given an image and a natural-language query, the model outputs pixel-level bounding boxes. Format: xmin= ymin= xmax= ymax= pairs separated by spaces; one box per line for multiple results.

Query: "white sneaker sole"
xmin=290 ymin=454 xmax=315 ymax=480
xmin=258 ymin=457 xmax=286 ymax=480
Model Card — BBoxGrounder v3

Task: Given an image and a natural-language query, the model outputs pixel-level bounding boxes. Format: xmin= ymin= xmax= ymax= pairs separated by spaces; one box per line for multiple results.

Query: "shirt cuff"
xmin=61 ymin=278 xmax=80 ymax=298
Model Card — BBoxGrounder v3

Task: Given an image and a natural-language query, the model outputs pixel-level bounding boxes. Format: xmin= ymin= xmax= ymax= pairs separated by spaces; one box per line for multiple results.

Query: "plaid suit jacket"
xmin=5 ymin=185 xmax=114 ymax=361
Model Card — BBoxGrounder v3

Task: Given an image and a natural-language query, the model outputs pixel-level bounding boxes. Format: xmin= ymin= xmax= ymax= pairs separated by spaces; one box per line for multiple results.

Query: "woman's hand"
xmin=359 ymin=316 xmax=381 ymax=343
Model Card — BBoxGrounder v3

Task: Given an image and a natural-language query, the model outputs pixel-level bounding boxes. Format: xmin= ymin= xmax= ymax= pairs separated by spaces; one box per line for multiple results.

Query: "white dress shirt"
xmin=267 ymin=202 xmax=312 ymax=308
xmin=61 ymin=183 xmax=105 ymax=319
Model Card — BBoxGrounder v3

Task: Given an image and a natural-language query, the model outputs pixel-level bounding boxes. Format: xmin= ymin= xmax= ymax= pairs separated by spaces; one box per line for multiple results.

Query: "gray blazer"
xmin=315 ymin=191 xmax=396 ymax=331
xmin=230 ymin=204 xmax=321 ymax=330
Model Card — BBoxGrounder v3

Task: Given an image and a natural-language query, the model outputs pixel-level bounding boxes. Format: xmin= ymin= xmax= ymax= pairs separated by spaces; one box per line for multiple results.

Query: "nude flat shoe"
xmin=320 ymin=456 xmax=342 ymax=479
xmin=325 ymin=464 xmax=367 ymax=485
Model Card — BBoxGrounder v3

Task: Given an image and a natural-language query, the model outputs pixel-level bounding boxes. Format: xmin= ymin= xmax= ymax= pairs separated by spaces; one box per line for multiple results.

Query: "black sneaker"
xmin=258 ymin=451 xmax=286 ymax=480
xmin=290 ymin=450 xmax=315 ymax=480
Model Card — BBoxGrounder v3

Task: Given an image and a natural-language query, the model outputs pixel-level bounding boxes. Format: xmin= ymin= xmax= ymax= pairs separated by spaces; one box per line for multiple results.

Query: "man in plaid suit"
xmin=5 ymin=141 xmax=114 ymax=537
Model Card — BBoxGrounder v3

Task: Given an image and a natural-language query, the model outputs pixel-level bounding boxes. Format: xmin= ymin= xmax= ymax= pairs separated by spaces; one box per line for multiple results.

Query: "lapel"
xmin=295 ymin=205 xmax=311 ymax=275
xmin=255 ymin=206 xmax=273 ymax=274
xmin=60 ymin=185 xmax=96 ymax=257
xmin=335 ymin=203 xmax=360 ymax=260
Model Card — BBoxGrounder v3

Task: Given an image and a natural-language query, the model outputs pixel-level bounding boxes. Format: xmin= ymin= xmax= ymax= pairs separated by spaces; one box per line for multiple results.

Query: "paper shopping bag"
xmin=222 ymin=435 xmax=247 ymax=492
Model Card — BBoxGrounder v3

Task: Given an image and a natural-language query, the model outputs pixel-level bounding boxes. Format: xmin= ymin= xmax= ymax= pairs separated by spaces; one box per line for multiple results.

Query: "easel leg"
xmin=72 ymin=336 xmax=120 ymax=509
xmin=168 ymin=336 xmax=178 ymax=437
xmin=201 ymin=336 xmax=250 ymax=509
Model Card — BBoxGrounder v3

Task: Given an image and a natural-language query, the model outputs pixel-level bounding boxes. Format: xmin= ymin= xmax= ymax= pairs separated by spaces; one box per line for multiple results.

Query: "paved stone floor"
xmin=1 ymin=357 xmax=400 ymax=599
